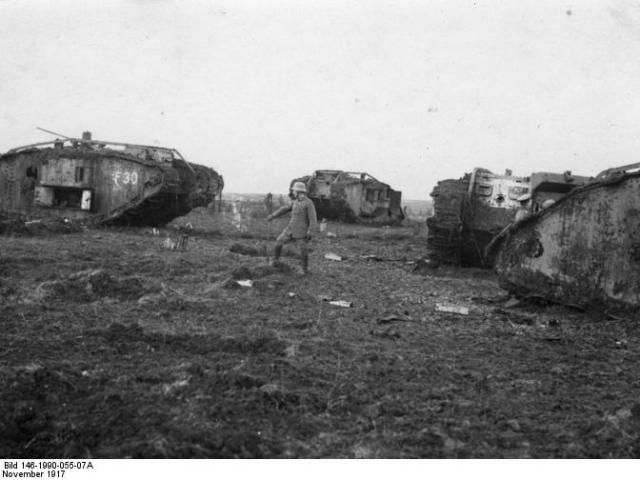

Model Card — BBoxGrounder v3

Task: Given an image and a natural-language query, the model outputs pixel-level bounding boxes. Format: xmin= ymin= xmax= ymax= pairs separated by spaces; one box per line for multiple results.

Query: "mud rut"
xmin=1 ymin=221 xmax=640 ymax=458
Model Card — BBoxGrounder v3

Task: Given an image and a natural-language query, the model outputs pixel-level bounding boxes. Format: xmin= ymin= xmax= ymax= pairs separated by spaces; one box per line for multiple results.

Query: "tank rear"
xmin=462 ymin=169 xmax=529 ymax=266
xmin=426 ymin=168 xmax=589 ymax=267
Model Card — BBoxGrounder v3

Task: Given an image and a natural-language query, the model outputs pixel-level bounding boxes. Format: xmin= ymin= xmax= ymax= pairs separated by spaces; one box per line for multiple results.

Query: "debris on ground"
xmin=162 ymin=234 xmax=189 ymax=251
xmin=329 ymin=300 xmax=353 ymax=308
xmin=376 ymin=313 xmax=412 ymax=324
xmin=221 ymin=278 xmax=242 ymax=289
xmin=324 ymin=253 xmax=343 ymax=261
xmin=435 ymin=303 xmax=469 ymax=315
xmin=316 ymin=295 xmax=333 ymax=302
xmin=503 ymin=297 xmax=523 ymax=309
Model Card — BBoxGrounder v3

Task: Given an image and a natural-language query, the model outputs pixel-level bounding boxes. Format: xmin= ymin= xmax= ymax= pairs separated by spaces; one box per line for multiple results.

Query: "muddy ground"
xmin=1 ymin=204 xmax=640 ymax=458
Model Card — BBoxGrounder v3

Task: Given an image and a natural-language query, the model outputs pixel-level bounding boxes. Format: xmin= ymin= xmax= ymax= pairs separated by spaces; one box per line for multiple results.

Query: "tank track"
xmin=426 ymin=177 xmax=470 ymax=265
xmin=109 ymin=162 xmax=223 ymax=226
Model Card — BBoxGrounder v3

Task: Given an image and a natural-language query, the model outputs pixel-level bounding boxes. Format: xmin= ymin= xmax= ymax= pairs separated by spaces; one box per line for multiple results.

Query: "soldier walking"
xmin=267 ymin=182 xmax=318 ymax=275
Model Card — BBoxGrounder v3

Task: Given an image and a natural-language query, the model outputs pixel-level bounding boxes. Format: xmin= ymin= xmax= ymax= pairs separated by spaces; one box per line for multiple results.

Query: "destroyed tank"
xmin=0 ymin=131 xmax=223 ymax=226
xmin=291 ymin=170 xmax=404 ymax=224
xmin=490 ymin=163 xmax=640 ymax=313
xmin=426 ymin=168 xmax=591 ymax=267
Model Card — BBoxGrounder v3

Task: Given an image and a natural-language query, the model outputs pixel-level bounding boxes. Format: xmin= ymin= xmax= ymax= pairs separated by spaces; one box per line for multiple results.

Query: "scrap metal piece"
xmin=291 ymin=170 xmax=404 ymax=225
xmin=435 ymin=303 xmax=469 ymax=315
xmin=492 ymin=164 xmax=640 ymax=311
xmin=329 ymin=300 xmax=353 ymax=308
xmin=0 ymin=131 xmax=224 ymax=226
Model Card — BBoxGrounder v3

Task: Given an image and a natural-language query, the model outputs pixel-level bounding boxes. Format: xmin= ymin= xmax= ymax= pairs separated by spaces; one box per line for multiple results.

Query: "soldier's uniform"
xmin=268 ymin=182 xmax=317 ymax=274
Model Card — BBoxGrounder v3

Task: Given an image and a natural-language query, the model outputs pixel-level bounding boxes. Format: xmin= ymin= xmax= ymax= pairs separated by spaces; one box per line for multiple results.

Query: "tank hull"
xmin=427 ymin=168 xmax=589 ymax=267
xmin=0 ymin=136 xmax=223 ymax=226
xmin=293 ymin=170 xmax=404 ymax=224
xmin=427 ymin=170 xmax=527 ymax=266
xmin=493 ymin=172 xmax=640 ymax=311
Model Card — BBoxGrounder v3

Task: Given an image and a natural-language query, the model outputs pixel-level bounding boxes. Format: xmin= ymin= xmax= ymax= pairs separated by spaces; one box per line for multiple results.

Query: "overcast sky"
xmin=2 ymin=0 xmax=640 ymax=199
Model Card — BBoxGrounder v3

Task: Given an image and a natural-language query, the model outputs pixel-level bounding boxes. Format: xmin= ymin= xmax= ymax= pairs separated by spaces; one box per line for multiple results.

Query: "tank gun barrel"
xmin=36 ymin=127 xmax=72 ymax=139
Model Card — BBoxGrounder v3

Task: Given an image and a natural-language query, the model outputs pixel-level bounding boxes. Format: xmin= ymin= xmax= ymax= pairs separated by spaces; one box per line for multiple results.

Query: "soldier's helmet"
xmin=292 ymin=182 xmax=307 ymax=193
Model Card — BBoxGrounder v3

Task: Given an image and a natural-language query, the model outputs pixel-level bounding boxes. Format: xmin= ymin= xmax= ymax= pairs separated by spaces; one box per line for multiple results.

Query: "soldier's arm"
xmin=306 ymin=200 xmax=318 ymax=235
xmin=267 ymin=204 xmax=292 ymax=221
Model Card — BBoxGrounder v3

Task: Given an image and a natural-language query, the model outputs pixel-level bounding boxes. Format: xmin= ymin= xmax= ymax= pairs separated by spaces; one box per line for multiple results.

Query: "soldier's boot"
xmin=272 ymin=243 xmax=283 ymax=266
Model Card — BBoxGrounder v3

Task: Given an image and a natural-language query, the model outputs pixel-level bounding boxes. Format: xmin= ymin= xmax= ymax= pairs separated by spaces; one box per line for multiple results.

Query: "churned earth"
xmin=1 ymin=204 xmax=639 ymax=458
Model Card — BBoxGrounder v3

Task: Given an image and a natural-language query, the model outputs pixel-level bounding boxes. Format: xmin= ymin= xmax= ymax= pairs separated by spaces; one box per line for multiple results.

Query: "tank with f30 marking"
xmin=0 ymin=129 xmax=224 ymax=226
